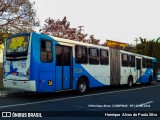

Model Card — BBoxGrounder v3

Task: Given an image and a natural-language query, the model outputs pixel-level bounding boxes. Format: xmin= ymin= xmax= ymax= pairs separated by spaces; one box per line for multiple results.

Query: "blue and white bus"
xmin=3 ymin=32 xmax=158 ymax=94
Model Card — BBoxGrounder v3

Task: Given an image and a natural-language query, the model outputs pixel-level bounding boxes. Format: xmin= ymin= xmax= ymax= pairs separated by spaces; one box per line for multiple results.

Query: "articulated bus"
xmin=3 ymin=32 xmax=158 ymax=94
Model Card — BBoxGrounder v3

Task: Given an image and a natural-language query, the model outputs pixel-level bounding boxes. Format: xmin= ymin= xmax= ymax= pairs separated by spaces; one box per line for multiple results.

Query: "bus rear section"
xmin=3 ymin=33 xmax=36 ymax=91
xmin=119 ymin=51 xmax=157 ymax=87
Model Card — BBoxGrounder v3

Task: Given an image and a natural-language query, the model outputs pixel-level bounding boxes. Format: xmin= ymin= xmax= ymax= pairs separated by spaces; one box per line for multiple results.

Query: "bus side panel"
xmin=120 ymin=67 xmax=136 ymax=85
xmin=141 ymin=68 xmax=147 ymax=83
xmin=63 ymin=66 xmax=71 ymax=89
xmin=30 ymin=33 xmax=56 ymax=92
xmin=72 ymin=48 xmax=110 ymax=90
xmin=39 ymin=72 xmax=54 ymax=91
xmin=141 ymin=68 xmax=152 ymax=83
xmin=30 ymin=33 xmax=39 ymax=92
xmin=72 ymin=63 xmax=109 ymax=90
xmin=55 ymin=66 xmax=62 ymax=90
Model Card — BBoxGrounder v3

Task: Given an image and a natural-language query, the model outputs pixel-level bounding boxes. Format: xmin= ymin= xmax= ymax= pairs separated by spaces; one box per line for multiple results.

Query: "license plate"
xmin=12 ymin=72 xmax=17 ymax=76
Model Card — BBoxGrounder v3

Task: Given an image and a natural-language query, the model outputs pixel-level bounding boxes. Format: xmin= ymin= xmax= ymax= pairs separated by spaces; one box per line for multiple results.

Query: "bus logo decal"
xmin=48 ymin=80 xmax=52 ymax=86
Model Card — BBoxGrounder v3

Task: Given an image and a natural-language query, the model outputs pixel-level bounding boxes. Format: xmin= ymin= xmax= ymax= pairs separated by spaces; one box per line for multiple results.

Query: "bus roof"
xmin=52 ymin=35 xmax=156 ymax=60
xmin=52 ymin=36 xmax=110 ymax=50
xmin=12 ymin=32 xmax=156 ymax=60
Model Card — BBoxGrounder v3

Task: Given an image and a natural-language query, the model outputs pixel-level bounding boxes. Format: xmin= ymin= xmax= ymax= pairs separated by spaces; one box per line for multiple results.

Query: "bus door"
xmin=55 ymin=45 xmax=72 ymax=90
xmin=136 ymin=58 xmax=142 ymax=82
xmin=153 ymin=61 xmax=158 ymax=81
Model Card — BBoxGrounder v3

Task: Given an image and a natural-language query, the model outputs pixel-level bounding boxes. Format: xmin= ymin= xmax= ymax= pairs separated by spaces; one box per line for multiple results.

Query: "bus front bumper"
xmin=3 ymin=79 xmax=36 ymax=92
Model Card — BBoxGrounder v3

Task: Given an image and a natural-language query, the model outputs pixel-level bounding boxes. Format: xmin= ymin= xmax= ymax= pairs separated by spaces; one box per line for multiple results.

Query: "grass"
xmin=0 ymin=68 xmax=4 ymax=90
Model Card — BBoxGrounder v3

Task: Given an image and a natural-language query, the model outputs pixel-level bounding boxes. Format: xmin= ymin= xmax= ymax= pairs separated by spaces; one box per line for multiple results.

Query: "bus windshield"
xmin=6 ymin=34 xmax=30 ymax=60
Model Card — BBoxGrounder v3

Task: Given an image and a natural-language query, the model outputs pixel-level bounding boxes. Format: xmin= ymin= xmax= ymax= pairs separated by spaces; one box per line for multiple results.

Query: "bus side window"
xmin=100 ymin=49 xmax=109 ymax=65
xmin=146 ymin=59 xmax=151 ymax=68
xmin=122 ymin=54 xmax=128 ymax=67
xmin=129 ymin=55 xmax=135 ymax=67
xmin=40 ymin=40 xmax=53 ymax=62
xmin=142 ymin=58 xmax=146 ymax=68
xmin=56 ymin=46 xmax=62 ymax=66
xmin=75 ymin=46 xmax=88 ymax=64
xmin=89 ymin=48 xmax=99 ymax=65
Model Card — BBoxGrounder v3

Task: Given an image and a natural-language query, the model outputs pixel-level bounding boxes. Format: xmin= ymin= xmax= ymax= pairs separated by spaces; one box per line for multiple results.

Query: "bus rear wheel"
xmin=76 ymin=78 xmax=88 ymax=95
xmin=127 ymin=77 xmax=133 ymax=88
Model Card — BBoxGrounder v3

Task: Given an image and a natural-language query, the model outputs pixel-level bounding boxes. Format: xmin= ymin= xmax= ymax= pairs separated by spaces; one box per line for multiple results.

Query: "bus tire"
xmin=76 ymin=77 xmax=88 ymax=95
xmin=147 ymin=76 xmax=152 ymax=85
xmin=127 ymin=76 xmax=133 ymax=88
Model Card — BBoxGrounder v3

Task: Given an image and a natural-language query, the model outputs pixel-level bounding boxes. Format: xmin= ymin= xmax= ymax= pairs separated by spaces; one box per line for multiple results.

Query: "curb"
xmin=0 ymin=92 xmax=8 ymax=97
xmin=0 ymin=89 xmax=22 ymax=97
xmin=0 ymin=90 xmax=37 ymax=97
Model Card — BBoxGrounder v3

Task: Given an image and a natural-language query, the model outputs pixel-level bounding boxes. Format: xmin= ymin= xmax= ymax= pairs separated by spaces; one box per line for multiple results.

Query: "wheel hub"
xmin=80 ymin=82 xmax=86 ymax=92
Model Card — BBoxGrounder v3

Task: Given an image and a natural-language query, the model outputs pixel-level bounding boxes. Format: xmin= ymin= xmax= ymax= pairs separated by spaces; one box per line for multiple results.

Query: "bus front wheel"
xmin=76 ymin=78 xmax=88 ymax=95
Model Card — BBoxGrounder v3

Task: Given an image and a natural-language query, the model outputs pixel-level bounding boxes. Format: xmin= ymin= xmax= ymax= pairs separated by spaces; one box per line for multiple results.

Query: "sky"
xmin=31 ymin=0 xmax=160 ymax=45
xmin=0 ymin=0 xmax=159 ymax=62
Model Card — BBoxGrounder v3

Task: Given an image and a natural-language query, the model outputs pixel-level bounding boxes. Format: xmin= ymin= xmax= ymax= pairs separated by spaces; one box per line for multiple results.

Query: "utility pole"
xmin=134 ymin=38 xmax=139 ymax=45
xmin=78 ymin=26 xmax=84 ymax=34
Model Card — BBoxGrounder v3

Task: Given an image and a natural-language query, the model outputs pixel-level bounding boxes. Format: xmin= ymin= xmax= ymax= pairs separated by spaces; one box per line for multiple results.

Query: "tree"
xmin=40 ymin=17 xmax=100 ymax=44
xmin=0 ymin=0 xmax=39 ymax=34
xmin=123 ymin=44 xmax=135 ymax=52
xmin=40 ymin=17 xmax=87 ymax=41
xmin=87 ymin=35 xmax=100 ymax=45
xmin=134 ymin=37 xmax=160 ymax=61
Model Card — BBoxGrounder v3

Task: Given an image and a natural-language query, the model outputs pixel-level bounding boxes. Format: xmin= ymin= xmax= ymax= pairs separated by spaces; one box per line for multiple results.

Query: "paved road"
xmin=0 ymin=82 xmax=160 ymax=120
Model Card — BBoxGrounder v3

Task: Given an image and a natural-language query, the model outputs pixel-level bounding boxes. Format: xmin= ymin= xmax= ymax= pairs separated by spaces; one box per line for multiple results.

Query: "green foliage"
xmin=134 ymin=37 xmax=160 ymax=61
xmin=123 ymin=44 xmax=135 ymax=52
